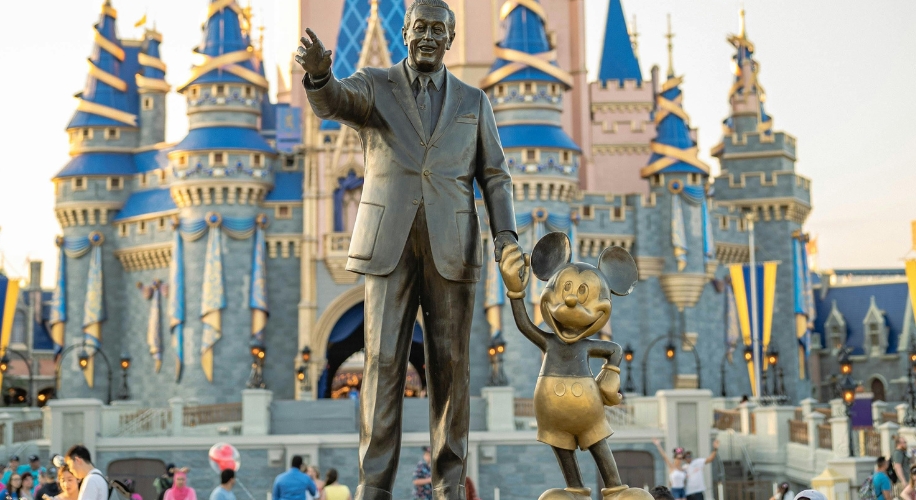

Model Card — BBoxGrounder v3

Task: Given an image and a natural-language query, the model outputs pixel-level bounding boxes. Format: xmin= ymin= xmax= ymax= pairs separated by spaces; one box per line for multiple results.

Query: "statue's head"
xmin=530 ymin=232 xmax=638 ymax=344
xmin=402 ymin=0 xmax=455 ymax=72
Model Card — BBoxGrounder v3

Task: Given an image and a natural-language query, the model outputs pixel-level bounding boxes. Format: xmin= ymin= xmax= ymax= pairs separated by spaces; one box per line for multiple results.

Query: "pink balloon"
xmin=208 ymin=443 xmax=241 ymax=473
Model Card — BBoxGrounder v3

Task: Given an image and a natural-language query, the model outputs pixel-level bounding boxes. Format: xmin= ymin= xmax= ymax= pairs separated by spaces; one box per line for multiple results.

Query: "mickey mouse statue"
xmin=499 ymin=232 xmax=652 ymax=500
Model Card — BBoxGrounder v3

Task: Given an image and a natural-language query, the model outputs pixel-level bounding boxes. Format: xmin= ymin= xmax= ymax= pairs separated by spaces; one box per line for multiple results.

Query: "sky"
xmin=0 ymin=0 xmax=913 ymax=287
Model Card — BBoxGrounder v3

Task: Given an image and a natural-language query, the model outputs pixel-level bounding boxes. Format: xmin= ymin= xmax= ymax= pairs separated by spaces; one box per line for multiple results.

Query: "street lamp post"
xmin=486 ymin=337 xmax=508 ymax=387
xmin=118 ymin=351 xmax=132 ymax=400
xmin=766 ymin=346 xmax=780 ymax=404
xmin=0 ymin=349 xmax=34 ymax=407
xmin=623 ymin=345 xmax=635 ymax=394
xmin=841 ymin=374 xmax=857 ymax=457
xmin=297 ymin=346 xmax=312 ymax=393
xmin=74 ymin=346 xmax=114 ymax=405
xmin=246 ymin=339 xmax=266 ymax=389
xmin=904 ymin=343 xmax=916 ymax=427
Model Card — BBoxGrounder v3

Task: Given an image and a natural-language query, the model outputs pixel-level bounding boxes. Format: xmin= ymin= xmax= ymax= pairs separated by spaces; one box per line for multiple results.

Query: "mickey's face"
xmin=541 ymin=264 xmax=611 ymax=344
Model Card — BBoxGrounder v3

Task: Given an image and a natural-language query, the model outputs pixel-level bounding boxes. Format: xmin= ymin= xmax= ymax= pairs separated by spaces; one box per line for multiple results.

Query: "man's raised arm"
xmin=296 ymin=28 xmax=374 ymax=129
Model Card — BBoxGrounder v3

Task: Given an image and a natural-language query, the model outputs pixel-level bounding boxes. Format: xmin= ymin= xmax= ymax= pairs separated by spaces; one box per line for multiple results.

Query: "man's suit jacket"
xmin=304 ymin=60 xmax=516 ymax=283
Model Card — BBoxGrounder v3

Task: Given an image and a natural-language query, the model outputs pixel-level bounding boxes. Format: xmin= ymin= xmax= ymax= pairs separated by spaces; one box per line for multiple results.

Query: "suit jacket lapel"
xmin=428 ymin=71 xmax=463 ymax=148
xmin=388 ymin=63 xmax=426 ymax=141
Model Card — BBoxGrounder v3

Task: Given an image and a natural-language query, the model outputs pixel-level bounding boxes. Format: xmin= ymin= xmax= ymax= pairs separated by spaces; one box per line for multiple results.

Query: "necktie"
xmin=417 ymin=75 xmax=432 ymax=139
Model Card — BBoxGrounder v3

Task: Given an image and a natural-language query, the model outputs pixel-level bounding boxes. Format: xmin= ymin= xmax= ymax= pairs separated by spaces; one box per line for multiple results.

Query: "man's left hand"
xmin=493 ymin=231 xmax=518 ymax=263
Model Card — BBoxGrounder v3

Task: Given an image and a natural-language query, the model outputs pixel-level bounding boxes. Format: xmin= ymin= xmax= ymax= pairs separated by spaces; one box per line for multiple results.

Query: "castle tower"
xmin=54 ymin=1 xmax=140 ymax=394
xmin=168 ymin=0 xmax=277 ymax=386
xmin=712 ymin=11 xmax=812 ymax=401
xmin=480 ymin=0 xmax=580 ymax=397
xmin=584 ymin=0 xmax=654 ymax=195
xmin=137 ymin=28 xmax=170 ymax=146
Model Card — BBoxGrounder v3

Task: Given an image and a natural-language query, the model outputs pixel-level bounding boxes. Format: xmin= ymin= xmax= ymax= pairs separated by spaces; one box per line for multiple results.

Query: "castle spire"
xmin=723 ymin=9 xmax=773 ymax=135
xmin=597 ymin=0 xmax=641 ymax=84
xmin=480 ymin=0 xmax=572 ymax=89
xmin=177 ymin=0 xmax=268 ymax=92
xmin=665 ymin=14 xmax=675 ymax=78
xmin=629 ymin=14 xmax=639 ymax=62
xmin=68 ymin=0 xmax=137 ymax=129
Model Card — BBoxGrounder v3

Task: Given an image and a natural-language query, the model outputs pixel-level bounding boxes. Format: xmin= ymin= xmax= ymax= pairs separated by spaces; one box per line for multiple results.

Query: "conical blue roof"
xmin=141 ymin=32 xmax=166 ymax=80
xmin=598 ymin=0 xmax=641 ymax=84
xmin=178 ymin=0 xmax=267 ymax=90
xmin=68 ymin=1 xmax=137 ymax=129
xmin=481 ymin=0 xmax=571 ymax=89
xmin=321 ymin=0 xmax=408 ymax=131
xmin=641 ymin=75 xmax=709 ymax=177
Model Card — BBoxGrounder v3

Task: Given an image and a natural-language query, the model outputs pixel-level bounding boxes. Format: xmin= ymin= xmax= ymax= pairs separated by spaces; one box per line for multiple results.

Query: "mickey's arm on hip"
xmin=588 ymin=340 xmax=623 ymax=367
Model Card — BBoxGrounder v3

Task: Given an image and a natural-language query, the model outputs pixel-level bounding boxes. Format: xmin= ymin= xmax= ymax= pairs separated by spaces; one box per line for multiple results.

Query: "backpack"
xmin=888 ymin=455 xmax=899 ymax=484
xmin=858 ymin=474 xmax=877 ymax=500
xmin=89 ymin=471 xmax=131 ymax=500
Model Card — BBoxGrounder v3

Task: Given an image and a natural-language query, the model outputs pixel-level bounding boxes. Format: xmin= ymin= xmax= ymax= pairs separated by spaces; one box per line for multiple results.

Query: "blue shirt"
xmin=873 ymin=471 xmax=892 ymax=497
xmin=272 ymin=468 xmax=317 ymax=500
xmin=209 ymin=486 xmax=236 ymax=500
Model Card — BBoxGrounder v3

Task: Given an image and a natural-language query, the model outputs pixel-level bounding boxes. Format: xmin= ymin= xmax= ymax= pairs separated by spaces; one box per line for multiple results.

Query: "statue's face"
xmin=403 ymin=5 xmax=454 ymax=72
xmin=540 ymin=264 xmax=611 ymax=344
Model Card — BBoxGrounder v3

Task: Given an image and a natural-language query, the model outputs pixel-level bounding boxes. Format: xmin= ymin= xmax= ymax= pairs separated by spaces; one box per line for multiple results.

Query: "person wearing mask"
xmin=64 ymin=445 xmax=106 ymax=500
xmin=209 ymin=471 xmax=235 ymax=500
xmin=900 ymin=465 xmax=916 ymax=500
xmin=683 ymin=440 xmax=719 ymax=500
xmin=653 ymin=440 xmax=687 ymax=500
xmin=271 ymin=456 xmax=316 ymax=500
xmin=769 ymin=482 xmax=794 ymax=500
xmin=322 ymin=470 xmax=350 ymax=500
xmin=873 ymin=456 xmax=893 ymax=500
xmin=51 ymin=467 xmax=78 ymax=500
xmin=6 ymin=473 xmax=24 ymax=500
xmin=153 ymin=465 xmax=175 ymax=500
xmin=20 ymin=473 xmax=33 ymax=500
xmin=34 ymin=469 xmax=61 ymax=500
xmin=163 ymin=470 xmax=196 ymax=500
xmin=2 ymin=458 xmax=21 ymax=487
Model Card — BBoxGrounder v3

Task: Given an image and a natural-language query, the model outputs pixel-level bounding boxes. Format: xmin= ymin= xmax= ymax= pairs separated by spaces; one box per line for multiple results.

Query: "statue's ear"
xmin=531 ymin=232 xmax=572 ymax=281
xmin=597 ymin=246 xmax=638 ymax=296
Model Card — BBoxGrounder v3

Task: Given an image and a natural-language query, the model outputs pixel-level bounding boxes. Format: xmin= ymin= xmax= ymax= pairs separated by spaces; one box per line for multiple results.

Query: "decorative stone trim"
xmin=323 ymin=232 xmax=359 ymax=284
xmin=715 ymin=243 xmax=750 ymax=264
xmin=170 ymin=183 xmax=268 ymax=207
xmin=675 ymin=374 xmax=699 ymax=389
xmin=591 ymin=102 xmax=654 ymax=114
xmin=659 ymin=273 xmax=707 ymax=310
xmin=716 ymin=198 xmax=812 ymax=225
xmin=682 ymin=332 xmax=699 ymax=352
xmin=591 ymin=144 xmax=651 ymax=156
xmin=512 ymin=178 xmax=578 ymax=202
xmin=705 ymin=259 xmax=719 ymax=279
xmin=265 ymin=234 xmax=301 ymax=259
xmin=577 ymin=234 xmax=634 ymax=257
xmin=55 ymin=201 xmax=122 ymax=228
xmin=114 ymin=243 xmax=172 ymax=271
xmin=635 ymin=257 xmax=664 ymax=280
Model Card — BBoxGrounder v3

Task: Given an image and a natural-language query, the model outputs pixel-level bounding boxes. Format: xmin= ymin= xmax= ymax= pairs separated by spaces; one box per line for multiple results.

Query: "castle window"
xmin=72 ymin=177 xmax=87 ymax=191
xmin=275 ymin=205 xmax=292 ymax=219
xmin=611 ymin=206 xmax=625 ymax=221
xmin=105 ymin=128 xmax=120 ymax=140
xmin=107 ymin=177 xmax=122 ymax=190
xmin=549 ymin=84 xmax=559 ymax=96
xmin=244 ymin=86 xmax=253 ymax=98
xmin=158 ymin=218 xmax=167 ymax=231
xmin=581 ymin=205 xmax=593 ymax=218
xmin=139 ymin=174 xmax=149 ymax=188
xmin=211 ymin=152 xmax=226 ymax=166
xmin=158 ymin=169 xmax=166 ymax=182
xmin=137 ymin=221 xmax=148 ymax=234
xmin=687 ymin=173 xmax=701 ymax=185
xmin=737 ymin=218 xmax=748 ymax=232
xmin=494 ymin=85 xmax=506 ymax=98
xmin=190 ymin=87 xmax=199 ymax=98
xmin=525 ymin=149 xmax=537 ymax=162
xmin=561 ymin=151 xmax=571 ymax=163
xmin=177 ymin=155 xmax=187 ymax=167
xmin=118 ymin=224 xmax=128 ymax=237
xmin=81 ymin=128 xmax=93 ymax=139
xmin=650 ymin=174 xmax=664 ymax=187
xmin=719 ymin=216 xmax=729 ymax=230
xmin=214 ymin=85 xmax=225 ymax=96
xmin=142 ymin=97 xmax=154 ymax=110
xmin=523 ymin=83 xmax=534 ymax=94
xmin=252 ymin=154 xmax=263 ymax=167
xmin=284 ymin=155 xmax=296 ymax=170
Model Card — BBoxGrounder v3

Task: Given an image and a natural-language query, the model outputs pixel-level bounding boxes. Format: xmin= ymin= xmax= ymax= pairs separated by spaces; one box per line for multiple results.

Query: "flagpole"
xmin=748 ymin=215 xmax=762 ymax=400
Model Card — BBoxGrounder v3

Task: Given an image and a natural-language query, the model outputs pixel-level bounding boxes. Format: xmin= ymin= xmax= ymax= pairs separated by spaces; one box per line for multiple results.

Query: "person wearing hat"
xmin=2 ymin=457 xmax=21 ymax=487
xmin=153 ymin=464 xmax=176 ymax=500
xmin=18 ymin=456 xmax=46 ymax=479
xmin=412 ymin=447 xmax=432 ymax=500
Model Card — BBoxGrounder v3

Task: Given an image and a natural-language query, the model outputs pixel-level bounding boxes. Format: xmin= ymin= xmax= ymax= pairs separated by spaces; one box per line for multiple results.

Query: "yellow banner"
xmin=762 ymin=261 xmax=778 ymax=369
xmin=906 ymin=259 xmax=916 ymax=327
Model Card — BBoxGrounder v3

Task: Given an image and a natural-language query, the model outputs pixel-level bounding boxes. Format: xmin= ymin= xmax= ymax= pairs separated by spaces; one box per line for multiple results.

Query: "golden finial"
xmin=739 ymin=7 xmax=746 ymax=38
xmin=665 ymin=14 xmax=675 ymax=78
xmin=370 ymin=0 xmax=379 ymax=16
xmin=629 ymin=14 xmax=640 ymax=60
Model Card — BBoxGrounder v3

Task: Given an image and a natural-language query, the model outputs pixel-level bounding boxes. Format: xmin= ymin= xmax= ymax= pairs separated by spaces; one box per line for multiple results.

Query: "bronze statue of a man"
xmin=297 ymin=1 xmax=520 ymax=499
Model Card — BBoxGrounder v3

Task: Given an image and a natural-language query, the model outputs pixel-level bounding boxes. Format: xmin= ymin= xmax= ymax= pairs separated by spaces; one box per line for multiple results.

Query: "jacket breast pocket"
xmin=349 ymin=202 xmax=385 ymax=260
xmin=455 ymin=211 xmax=482 ymax=268
xmin=456 ymin=116 xmax=478 ymax=124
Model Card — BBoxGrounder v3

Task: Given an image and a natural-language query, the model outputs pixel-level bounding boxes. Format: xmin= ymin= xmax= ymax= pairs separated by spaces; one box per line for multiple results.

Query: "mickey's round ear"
xmin=597 ymin=246 xmax=638 ymax=296
xmin=531 ymin=232 xmax=572 ymax=281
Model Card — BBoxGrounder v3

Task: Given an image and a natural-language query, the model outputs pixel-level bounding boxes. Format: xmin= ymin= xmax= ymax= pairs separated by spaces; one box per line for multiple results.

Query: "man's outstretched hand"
xmin=296 ymin=28 xmax=333 ymax=79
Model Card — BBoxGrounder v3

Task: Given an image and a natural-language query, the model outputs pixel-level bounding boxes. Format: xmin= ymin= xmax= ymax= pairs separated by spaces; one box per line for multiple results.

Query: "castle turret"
xmin=137 ymin=28 xmax=170 ymax=146
xmin=481 ymin=0 xmax=579 ymax=397
xmin=712 ymin=11 xmax=812 ymax=401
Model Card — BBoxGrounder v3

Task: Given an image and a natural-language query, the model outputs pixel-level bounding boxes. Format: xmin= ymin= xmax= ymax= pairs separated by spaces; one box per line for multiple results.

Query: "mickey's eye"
xmin=577 ymin=283 xmax=588 ymax=300
xmin=563 ymin=281 xmax=572 ymax=292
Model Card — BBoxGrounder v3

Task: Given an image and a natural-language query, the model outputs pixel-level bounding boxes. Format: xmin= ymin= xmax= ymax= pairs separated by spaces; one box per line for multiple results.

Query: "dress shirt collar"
xmin=405 ymin=60 xmax=446 ymax=91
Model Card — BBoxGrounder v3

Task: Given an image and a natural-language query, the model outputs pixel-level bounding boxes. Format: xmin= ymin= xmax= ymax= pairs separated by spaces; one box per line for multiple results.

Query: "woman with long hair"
xmin=653 ymin=439 xmax=686 ymax=500
xmin=321 ymin=469 xmax=350 ymax=500
xmin=51 ymin=467 xmax=78 ymax=500
xmin=163 ymin=471 xmax=196 ymax=500
xmin=901 ymin=466 xmax=916 ymax=500
xmin=6 ymin=473 xmax=24 ymax=500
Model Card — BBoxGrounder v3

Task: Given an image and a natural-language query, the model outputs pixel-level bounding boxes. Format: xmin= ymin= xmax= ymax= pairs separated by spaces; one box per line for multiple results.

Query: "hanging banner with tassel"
xmin=169 ymin=219 xmax=189 ymax=382
xmin=728 ymin=261 xmax=778 ymax=397
xmin=0 ymin=275 xmax=21 ymax=390
xmin=49 ymin=237 xmax=68 ymax=359
xmin=906 ymin=221 xmax=916 ymax=327
xmin=671 ymin=195 xmax=687 ymax=271
xmin=82 ymin=232 xmax=106 ymax=388
xmin=792 ymin=233 xmax=815 ymax=379
xmin=200 ymin=213 xmax=225 ymax=383
xmin=143 ymin=280 xmax=163 ymax=373
xmin=250 ymin=215 xmax=269 ymax=346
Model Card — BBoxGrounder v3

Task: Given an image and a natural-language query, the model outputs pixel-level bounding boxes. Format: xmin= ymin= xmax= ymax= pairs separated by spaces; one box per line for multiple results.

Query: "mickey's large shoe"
xmin=601 ymin=486 xmax=654 ymax=500
xmin=538 ymin=487 xmax=592 ymax=500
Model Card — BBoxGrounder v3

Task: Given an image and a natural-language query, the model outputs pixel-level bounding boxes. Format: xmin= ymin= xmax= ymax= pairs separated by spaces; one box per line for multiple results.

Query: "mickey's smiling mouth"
xmin=543 ymin=300 xmax=610 ymax=343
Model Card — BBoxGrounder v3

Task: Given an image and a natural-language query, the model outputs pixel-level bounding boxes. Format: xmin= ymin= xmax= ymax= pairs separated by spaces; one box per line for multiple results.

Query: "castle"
xmin=47 ymin=0 xmax=840 ymax=409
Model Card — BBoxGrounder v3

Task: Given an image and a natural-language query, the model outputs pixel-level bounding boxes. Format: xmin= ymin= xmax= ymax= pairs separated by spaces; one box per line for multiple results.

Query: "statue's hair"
xmin=403 ymin=0 xmax=456 ymax=35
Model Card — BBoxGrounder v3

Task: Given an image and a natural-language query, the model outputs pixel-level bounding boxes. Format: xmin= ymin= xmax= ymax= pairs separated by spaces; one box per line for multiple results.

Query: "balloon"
xmin=208 ymin=443 xmax=241 ymax=473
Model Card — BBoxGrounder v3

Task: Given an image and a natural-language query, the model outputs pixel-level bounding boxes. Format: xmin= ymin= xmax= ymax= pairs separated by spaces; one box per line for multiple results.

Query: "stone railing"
xmin=183 ymin=403 xmax=242 ymax=427
xmin=514 ymin=398 xmax=534 ymax=418
xmin=12 ymin=420 xmax=42 ymax=443
xmin=789 ymin=419 xmax=809 ymax=444
xmin=713 ymin=409 xmax=741 ymax=432
xmin=817 ymin=423 xmax=832 ymax=450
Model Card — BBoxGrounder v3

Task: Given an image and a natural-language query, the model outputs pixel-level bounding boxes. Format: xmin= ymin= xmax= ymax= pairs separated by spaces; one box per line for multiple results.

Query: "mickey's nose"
xmin=565 ymin=295 xmax=578 ymax=308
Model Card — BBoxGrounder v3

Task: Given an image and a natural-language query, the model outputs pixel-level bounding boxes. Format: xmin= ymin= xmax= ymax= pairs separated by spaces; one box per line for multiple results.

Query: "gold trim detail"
xmin=138 ymin=53 xmax=167 ymax=72
xmin=136 ymin=75 xmax=171 ymax=92
xmin=75 ymin=99 xmax=138 ymax=126
xmin=208 ymin=0 xmax=243 ymax=18
xmin=87 ymin=60 xmax=128 ymax=92
xmin=640 ymin=142 xmax=709 ymax=177
xmin=94 ymin=31 xmax=125 ymax=61
xmin=178 ymin=50 xmax=269 ymax=92
xmin=480 ymin=48 xmax=572 ymax=89
xmin=499 ymin=0 xmax=546 ymax=21
xmin=101 ymin=4 xmax=118 ymax=19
